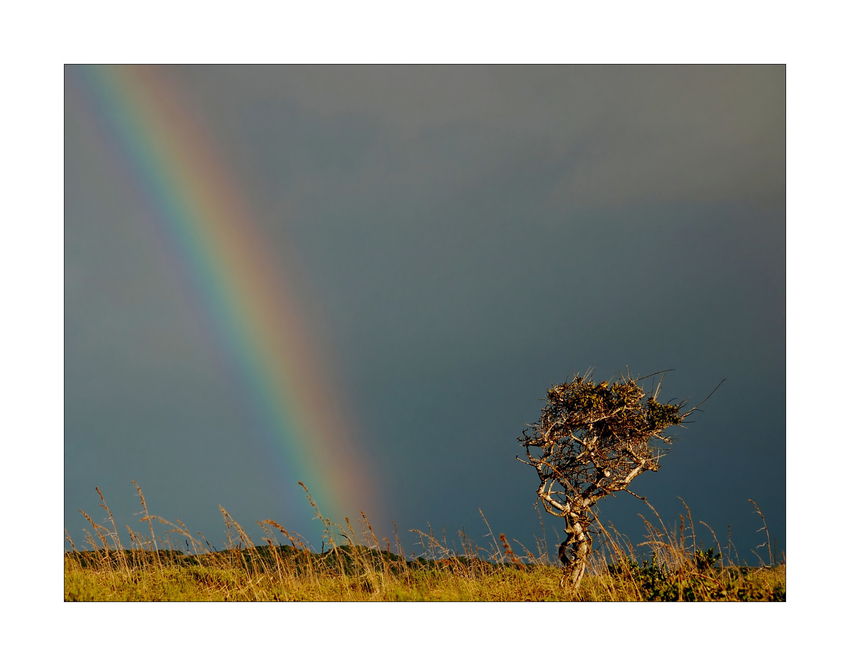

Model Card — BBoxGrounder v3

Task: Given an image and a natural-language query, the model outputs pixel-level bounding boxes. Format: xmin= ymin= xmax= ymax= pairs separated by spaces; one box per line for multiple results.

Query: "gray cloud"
xmin=191 ymin=65 xmax=784 ymax=207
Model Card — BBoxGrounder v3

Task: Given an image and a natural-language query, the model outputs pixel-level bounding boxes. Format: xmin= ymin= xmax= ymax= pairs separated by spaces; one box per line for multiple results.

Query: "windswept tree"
xmin=518 ymin=370 xmax=712 ymax=589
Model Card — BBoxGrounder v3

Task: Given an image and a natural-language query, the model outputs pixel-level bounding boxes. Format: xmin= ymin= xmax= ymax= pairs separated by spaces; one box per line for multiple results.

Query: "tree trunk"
xmin=560 ymin=514 xmax=591 ymax=590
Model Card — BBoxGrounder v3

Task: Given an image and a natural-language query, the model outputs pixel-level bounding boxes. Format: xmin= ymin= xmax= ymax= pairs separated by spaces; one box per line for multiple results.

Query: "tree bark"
xmin=560 ymin=514 xmax=591 ymax=590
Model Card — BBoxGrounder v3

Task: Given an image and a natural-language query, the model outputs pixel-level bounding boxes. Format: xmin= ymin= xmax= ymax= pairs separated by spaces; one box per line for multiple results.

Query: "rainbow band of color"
xmin=68 ymin=65 xmax=376 ymax=528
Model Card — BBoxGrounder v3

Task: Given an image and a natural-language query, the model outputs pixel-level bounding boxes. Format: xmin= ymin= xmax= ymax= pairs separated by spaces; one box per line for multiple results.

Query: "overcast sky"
xmin=65 ymin=65 xmax=785 ymax=563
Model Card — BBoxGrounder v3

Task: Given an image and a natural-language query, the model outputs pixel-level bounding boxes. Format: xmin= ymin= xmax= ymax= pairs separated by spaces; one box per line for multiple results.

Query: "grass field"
xmin=65 ymin=484 xmax=785 ymax=601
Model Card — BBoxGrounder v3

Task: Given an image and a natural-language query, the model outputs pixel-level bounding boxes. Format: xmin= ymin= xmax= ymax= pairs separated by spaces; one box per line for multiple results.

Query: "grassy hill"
xmin=65 ymin=486 xmax=785 ymax=601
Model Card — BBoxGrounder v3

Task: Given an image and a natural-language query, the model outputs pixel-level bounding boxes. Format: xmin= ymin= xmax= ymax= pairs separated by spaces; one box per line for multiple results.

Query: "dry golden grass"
xmin=65 ymin=485 xmax=785 ymax=602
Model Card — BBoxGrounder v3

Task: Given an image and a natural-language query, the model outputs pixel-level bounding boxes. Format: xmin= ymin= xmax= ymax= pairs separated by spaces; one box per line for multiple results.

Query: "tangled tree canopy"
xmin=518 ymin=370 xmax=706 ymax=588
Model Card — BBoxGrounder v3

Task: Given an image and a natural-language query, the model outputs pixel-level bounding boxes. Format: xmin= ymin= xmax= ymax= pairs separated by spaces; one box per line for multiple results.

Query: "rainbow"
xmin=67 ymin=65 xmax=378 ymax=531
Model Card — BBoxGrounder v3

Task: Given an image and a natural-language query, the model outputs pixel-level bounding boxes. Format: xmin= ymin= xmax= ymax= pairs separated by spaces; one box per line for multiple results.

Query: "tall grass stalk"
xmin=65 ymin=484 xmax=785 ymax=602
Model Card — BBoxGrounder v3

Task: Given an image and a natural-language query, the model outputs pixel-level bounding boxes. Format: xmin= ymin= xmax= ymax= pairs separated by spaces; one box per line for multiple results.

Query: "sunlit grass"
xmin=65 ymin=484 xmax=785 ymax=601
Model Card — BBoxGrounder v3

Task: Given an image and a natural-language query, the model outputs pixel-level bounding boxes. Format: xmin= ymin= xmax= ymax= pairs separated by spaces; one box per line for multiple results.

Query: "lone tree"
xmin=518 ymin=369 xmax=709 ymax=589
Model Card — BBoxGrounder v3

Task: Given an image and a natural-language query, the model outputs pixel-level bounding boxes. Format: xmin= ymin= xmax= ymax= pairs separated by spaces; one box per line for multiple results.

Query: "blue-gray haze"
xmin=65 ymin=65 xmax=785 ymax=563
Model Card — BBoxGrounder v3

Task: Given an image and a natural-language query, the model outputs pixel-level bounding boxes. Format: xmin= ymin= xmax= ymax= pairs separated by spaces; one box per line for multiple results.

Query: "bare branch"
xmin=635 ymin=368 xmax=675 ymax=382
xmin=681 ymin=378 xmax=726 ymax=419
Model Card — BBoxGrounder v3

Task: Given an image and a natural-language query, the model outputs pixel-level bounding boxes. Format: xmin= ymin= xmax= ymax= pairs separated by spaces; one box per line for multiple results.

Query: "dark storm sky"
xmin=65 ymin=65 xmax=785 ymax=562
